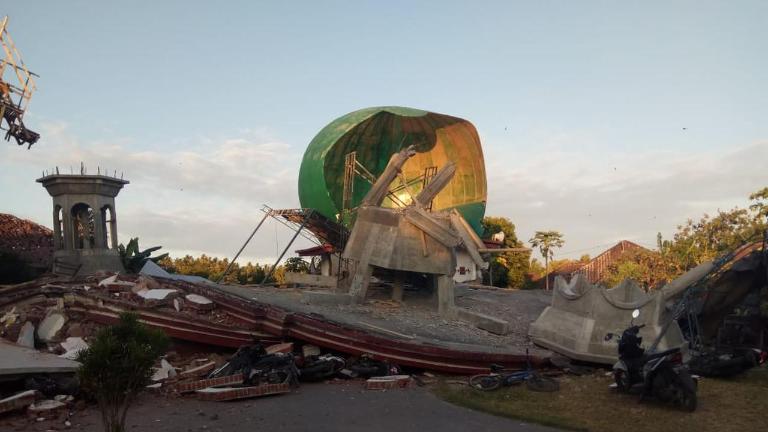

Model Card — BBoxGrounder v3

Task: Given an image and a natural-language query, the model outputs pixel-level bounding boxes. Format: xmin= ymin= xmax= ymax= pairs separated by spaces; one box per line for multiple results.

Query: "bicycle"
xmin=468 ymin=350 xmax=559 ymax=392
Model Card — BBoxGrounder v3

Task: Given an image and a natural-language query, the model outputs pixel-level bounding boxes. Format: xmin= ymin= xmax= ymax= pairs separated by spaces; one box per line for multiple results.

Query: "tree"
xmin=749 ymin=187 xmax=768 ymax=221
xmin=77 ymin=313 xmax=169 ymax=432
xmin=481 ymin=217 xmax=530 ymax=288
xmin=284 ymin=257 xmax=309 ymax=273
xmin=601 ymin=248 xmax=679 ymax=290
xmin=118 ymin=238 xmax=168 ymax=273
xmin=529 ymin=231 xmax=565 ymax=290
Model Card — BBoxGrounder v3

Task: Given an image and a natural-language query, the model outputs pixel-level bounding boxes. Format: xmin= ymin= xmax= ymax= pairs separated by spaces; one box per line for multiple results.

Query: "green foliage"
xmin=601 ymin=186 xmax=767 ymax=290
xmin=284 ymin=257 xmax=310 ymax=273
xmin=601 ymin=248 xmax=679 ymax=289
xmin=481 ymin=216 xmax=530 ymax=288
xmin=77 ymin=312 xmax=169 ymax=432
xmin=158 ymin=254 xmax=285 ymax=284
xmin=749 ymin=187 xmax=768 ymax=220
xmin=118 ymin=238 xmax=169 ymax=273
xmin=529 ymin=231 xmax=565 ymax=290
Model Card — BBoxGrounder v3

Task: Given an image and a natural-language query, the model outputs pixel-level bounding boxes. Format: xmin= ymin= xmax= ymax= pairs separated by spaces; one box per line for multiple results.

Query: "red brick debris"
xmin=0 ymin=213 xmax=53 ymax=269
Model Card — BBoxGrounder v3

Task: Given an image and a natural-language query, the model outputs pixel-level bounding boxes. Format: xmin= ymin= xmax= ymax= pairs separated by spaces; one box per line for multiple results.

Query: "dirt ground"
xmin=1 ymin=382 xmax=558 ymax=432
xmin=217 ymin=283 xmax=552 ymax=355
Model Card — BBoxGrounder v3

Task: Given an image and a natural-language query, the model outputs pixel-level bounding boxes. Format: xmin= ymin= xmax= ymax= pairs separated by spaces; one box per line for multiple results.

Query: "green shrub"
xmin=77 ymin=312 xmax=169 ymax=432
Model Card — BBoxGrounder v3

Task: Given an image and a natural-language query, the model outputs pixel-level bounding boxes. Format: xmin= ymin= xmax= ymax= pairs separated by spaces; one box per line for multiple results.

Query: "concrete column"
xmin=52 ymin=207 xmax=62 ymax=249
xmin=392 ymin=273 xmax=404 ymax=302
xmin=92 ymin=200 xmax=107 ymax=249
xmin=61 ymin=200 xmax=74 ymax=251
xmin=349 ymin=261 xmax=373 ymax=303
xmin=109 ymin=205 xmax=118 ymax=249
xmin=437 ymin=275 xmax=456 ymax=317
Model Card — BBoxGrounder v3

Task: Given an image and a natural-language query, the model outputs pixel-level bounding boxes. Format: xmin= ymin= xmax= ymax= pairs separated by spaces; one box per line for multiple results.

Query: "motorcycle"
xmin=605 ymin=309 xmax=698 ymax=412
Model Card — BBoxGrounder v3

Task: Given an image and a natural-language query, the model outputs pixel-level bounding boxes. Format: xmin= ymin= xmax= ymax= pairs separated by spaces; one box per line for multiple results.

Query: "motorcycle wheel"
xmin=469 ymin=374 xmax=502 ymax=391
xmin=680 ymin=389 xmax=697 ymax=412
xmin=614 ymin=370 xmax=631 ymax=393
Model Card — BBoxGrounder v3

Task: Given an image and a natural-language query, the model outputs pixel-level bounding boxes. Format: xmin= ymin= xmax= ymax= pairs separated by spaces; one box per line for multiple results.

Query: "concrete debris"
xmin=365 ymin=375 xmax=411 ymax=390
xmin=529 ymin=274 xmax=688 ymax=364
xmin=179 ymin=361 xmax=216 ymax=378
xmin=136 ymin=288 xmax=177 ymax=301
xmin=152 ymin=359 xmax=177 ymax=382
xmin=59 ymin=337 xmax=89 ymax=360
xmin=36 ymin=312 xmax=66 ymax=342
xmin=0 ymin=339 xmax=80 ymax=376
xmin=27 ymin=399 xmax=66 ymax=414
xmin=16 ymin=321 xmax=35 ymax=348
xmin=53 ymin=394 xmax=74 ymax=403
xmin=98 ymin=274 xmax=135 ymax=289
xmin=184 ymin=293 xmax=214 ymax=312
xmin=0 ymin=390 xmax=39 ymax=415
xmin=195 ymin=383 xmax=291 ymax=401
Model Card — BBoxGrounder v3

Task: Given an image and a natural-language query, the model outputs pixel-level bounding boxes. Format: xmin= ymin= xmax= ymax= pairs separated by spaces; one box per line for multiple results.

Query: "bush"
xmin=77 ymin=312 xmax=169 ymax=432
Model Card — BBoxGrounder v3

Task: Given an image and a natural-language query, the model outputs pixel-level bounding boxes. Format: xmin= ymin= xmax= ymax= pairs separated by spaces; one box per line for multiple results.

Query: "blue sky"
xmin=2 ymin=1 xmax=766 ymax=263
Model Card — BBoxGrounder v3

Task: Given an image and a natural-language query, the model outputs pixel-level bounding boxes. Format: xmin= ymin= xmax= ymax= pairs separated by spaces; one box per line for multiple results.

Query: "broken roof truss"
xmin=0 ymin=16 xmax=39 ymax=149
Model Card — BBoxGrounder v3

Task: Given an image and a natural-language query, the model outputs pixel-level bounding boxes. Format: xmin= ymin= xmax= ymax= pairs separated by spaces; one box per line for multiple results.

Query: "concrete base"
xmin=53 ymin=249 xmax=124 ymax=276
xmin=284 ymin=272 xmax=338 ymax=288
xmin=302 ymin=291 xmax=353 ymax=306
xmin=457 ymin=309 xmax=510 ymax=335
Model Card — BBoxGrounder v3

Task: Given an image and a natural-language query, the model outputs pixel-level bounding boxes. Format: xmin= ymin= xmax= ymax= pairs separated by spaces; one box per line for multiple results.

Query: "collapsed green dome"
xmin=298 ymin=106 xmax=487 ymax=235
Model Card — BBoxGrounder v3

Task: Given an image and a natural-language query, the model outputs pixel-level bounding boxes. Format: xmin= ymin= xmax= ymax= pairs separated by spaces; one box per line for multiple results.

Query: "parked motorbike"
xmin=605 ymin=309 xmax=698 ymax=412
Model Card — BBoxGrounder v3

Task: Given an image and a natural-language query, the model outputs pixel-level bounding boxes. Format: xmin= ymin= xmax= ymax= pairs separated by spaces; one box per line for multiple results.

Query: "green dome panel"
xmin=298 ymin=106 xmax=487 ymax=235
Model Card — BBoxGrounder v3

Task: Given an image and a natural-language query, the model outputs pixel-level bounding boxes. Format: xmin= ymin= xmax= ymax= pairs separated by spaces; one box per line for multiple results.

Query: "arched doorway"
xmin=71 ymin=203 xmax=95 ymax=249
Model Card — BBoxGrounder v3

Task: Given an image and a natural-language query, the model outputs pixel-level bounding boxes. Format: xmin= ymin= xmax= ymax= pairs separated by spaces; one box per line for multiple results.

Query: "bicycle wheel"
xmin=469 ymin=374 xmax=502 ymax=391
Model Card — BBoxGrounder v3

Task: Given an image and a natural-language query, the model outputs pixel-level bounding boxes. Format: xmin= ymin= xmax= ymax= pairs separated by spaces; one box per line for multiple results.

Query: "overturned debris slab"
xmin=195 ymin=383 xmax=291 ymax=401
xmin=0 ymin=339 xmax=79 ymax=376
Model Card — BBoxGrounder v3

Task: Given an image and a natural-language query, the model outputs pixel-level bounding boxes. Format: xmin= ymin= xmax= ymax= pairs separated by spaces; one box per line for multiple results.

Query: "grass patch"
xmin=433 ymin=366 xmax=768 ymax=432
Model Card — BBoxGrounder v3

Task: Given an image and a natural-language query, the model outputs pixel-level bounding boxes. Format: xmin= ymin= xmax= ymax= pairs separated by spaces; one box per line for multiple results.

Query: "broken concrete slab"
xmin=185 ymin=293 xmax=214 ymax=312
xmin=301 ymin=291 xmax=352 ymax=306
xmin=0 ymin=339 xmax=79 ymax=376
xmin=27 ymin=399 xmax=66 ymax=415
xmin=16 ymin=321 xmax=35 ymax=348
xmin=195 ymin=383 xmax=291 ymax=401
xmin=137 ymin=289 xmax=177 ymax=301
xmin=151 ymin=359 xmax=177 ymax=382
xmin=0 ymin=390 xmax=38 ymax=415
xmin=98 ymin=274 xmax=135 ymax=290
xmin=36 ymin=312 xmax=66 ymax=342
xmin=529 ymin=274 xmax=687 ymax=364
xmin=59 ymin=337 xmax=89 ymax=360
xmin=456 ymin=309 xmax=510 ymax=335
xmin=179 ymin=361 xmax=216 ymax=378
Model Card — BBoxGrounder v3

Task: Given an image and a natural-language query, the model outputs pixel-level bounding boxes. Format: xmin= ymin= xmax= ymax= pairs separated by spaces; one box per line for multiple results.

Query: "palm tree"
xmin=529 ymin=231 xmax=565 ymax=290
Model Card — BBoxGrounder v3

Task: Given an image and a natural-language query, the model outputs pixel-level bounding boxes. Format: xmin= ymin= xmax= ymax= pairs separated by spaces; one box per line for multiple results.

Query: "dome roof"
xmin=298 ymin=106 xmax=487 ymax=234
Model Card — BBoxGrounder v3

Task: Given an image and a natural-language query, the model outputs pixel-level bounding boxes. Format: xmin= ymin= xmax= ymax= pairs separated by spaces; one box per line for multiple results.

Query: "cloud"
xmin=3 ymin=121 xmax=766 ymax=266
xmin=0 ymin=121 xmax=313 ymax=263
xmin=486 ymin=140 xmax=768 ymax=259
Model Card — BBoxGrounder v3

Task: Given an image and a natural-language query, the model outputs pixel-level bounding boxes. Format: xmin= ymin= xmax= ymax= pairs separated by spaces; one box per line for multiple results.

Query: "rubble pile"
xmin=0 ymin=213 xmax=53 ymax=276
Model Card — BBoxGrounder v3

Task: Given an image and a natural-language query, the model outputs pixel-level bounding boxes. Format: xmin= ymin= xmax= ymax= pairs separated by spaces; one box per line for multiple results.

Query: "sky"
xmin=1 ymin=1 xmax=766 ymax=264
